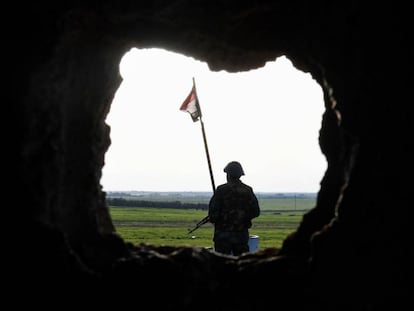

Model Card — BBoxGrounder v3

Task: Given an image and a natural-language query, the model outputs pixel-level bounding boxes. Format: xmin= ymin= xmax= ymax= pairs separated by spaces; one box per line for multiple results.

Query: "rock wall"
xmin=8 ymin=1 xmax=412 ymax=309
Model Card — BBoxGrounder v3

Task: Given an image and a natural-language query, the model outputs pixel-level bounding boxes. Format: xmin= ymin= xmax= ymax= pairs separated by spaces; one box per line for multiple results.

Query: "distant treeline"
xmin=106 ymin=198 xmax=208 ymax=210
xmin=106 ymin=191 xmax=316 ymax=199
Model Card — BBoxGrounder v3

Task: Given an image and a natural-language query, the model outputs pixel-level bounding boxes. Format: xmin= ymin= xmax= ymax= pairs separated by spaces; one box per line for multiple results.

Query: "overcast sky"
xmin=100 ymin=48 xmax=327 ymax=193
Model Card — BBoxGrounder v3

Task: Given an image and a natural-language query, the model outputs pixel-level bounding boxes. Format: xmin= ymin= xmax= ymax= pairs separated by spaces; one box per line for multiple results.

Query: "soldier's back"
xmin=215 ymin=181 xmax=255 ymax=231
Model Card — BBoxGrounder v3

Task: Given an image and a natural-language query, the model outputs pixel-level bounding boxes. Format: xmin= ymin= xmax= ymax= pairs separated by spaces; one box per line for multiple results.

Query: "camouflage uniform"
xmin=208 ymin=179 xmax=260 ymax=256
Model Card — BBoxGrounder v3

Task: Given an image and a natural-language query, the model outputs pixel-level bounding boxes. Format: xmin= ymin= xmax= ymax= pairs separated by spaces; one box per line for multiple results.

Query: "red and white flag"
xmin=179 ymin=83 xmax=202 ymax=122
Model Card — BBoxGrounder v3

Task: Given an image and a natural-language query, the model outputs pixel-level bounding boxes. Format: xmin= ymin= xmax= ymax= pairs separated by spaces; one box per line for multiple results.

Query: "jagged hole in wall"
xmin=101 ymin=47 xmax=327 ymax=251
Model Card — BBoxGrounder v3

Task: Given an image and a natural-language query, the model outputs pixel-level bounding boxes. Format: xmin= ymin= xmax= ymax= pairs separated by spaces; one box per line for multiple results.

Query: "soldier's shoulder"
xmin=240 ymin=182 xmax=253 ymax=191
xmin=216 ymin=183 xmax=229 ymax=191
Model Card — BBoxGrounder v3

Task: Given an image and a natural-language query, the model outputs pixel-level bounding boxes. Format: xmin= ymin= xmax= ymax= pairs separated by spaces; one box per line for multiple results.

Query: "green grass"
xmin=258 ymin=197 xmax=315 ymax=211
xmin=110 ymin=205 xmax=309 ymax=250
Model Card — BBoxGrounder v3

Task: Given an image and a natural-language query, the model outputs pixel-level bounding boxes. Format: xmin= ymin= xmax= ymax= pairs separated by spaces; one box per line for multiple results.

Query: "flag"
xmin=179 ymin=83 xmax=202 ymax=122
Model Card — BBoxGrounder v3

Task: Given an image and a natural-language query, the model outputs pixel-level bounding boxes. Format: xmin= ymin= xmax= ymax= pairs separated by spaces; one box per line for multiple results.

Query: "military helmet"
xmin=224 ymin=161 xmax=245 ymax=178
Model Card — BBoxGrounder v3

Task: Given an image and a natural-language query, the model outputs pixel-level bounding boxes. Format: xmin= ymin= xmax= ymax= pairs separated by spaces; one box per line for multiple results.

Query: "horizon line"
xmin=105 ymin=190 xmax=318 ymax=193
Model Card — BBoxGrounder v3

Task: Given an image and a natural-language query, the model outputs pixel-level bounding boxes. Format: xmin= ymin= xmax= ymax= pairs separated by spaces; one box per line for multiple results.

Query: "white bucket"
xmin=248 ymin=235 xmax=259 ymax=252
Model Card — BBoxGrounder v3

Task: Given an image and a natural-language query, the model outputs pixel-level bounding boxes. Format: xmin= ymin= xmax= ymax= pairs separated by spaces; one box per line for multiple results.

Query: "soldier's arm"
xmin=249 ymin=190 xmax=260 ymax=219
xmin=208 ymin=193 xmax=220 ymax=223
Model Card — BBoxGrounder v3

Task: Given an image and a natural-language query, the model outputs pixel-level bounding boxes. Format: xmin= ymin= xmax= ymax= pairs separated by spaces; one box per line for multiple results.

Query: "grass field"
xmin=109 ymin=197 xmax=315 ymax=250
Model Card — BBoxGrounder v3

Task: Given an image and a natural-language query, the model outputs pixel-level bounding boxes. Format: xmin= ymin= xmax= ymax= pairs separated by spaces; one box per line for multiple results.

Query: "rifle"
xmin=188 ymin=215 xmax=210 ymax=234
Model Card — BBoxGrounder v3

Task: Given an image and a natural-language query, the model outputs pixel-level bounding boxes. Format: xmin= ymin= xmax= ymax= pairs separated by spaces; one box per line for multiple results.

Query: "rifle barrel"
xmin=187 ymin=215 xmax=210 ymax=234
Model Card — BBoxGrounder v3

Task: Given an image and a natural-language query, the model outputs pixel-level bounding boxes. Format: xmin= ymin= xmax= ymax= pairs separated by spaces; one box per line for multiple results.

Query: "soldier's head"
xmin=224 ymin=161 xmax=245 ymax=179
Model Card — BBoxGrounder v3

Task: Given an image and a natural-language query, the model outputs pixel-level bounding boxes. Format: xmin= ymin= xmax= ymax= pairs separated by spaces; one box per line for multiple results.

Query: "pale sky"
xmin=101 ymin=48 xmax=327 ymax=193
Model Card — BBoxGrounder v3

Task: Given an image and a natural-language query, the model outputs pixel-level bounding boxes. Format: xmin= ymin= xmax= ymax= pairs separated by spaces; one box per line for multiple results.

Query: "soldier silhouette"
xmin=208 ymin=161 xmax=260 ymax=256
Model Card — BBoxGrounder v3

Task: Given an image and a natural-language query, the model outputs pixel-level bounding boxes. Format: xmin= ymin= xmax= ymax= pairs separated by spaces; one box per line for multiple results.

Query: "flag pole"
xmin=185 ymin=78 xmax=215 ymax=233
xmin=193 ymin=77 xmax=216 ymax=193
xmin=200 ymin=118 xmax=215 ymax=193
